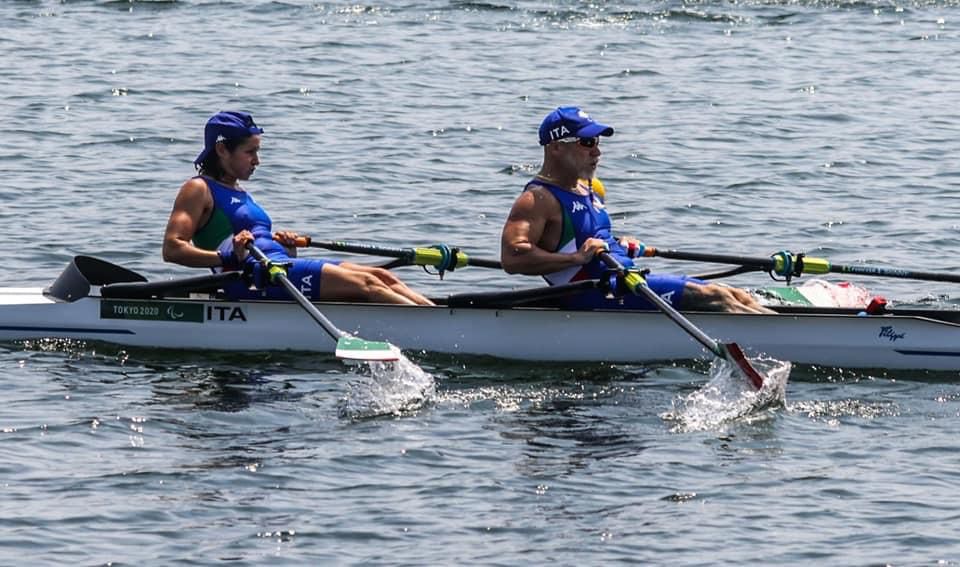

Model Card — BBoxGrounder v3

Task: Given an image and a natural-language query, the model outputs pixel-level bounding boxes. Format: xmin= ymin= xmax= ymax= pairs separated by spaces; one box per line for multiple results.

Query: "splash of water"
xmin=337 ymin=354 xmax=436 ymax=420
xmin=662 ymin=356 xmax=792 ymax=432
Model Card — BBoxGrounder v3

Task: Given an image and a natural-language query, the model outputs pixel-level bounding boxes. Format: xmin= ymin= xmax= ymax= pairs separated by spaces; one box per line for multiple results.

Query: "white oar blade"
xmin=335 ymin=336 xmax=401 ymax=362
xmin=719 ymin=342 xmax=765 ymax=391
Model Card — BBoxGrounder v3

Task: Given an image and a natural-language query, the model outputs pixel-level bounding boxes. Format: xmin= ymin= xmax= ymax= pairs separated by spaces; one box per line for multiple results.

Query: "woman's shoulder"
xmin=175 ymin=176 xmax=212 ymax=202
xmin=182 ymin=175 xmax=207 ymax=187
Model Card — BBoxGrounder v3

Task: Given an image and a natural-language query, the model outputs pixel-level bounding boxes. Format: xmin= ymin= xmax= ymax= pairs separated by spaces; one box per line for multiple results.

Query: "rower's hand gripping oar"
xmin=245 ymin=243 xmax=401 ymax=362
xmin=598 ymin=251 xmax=765 ymax=390
xmin=281 ymin=235 xmax=502 ymax=276
xmin=642 ymin=246 xmax=960 ymax=285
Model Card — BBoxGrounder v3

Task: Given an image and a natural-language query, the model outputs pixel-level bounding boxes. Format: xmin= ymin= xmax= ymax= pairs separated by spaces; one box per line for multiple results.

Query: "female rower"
xmin=162 ymin=110 xmax=433 ymax=305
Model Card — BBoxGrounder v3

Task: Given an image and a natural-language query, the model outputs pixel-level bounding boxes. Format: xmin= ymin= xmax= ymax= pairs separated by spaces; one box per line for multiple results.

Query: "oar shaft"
xmin=246 ymin=244 xmax=346 ymax=342
xmin=828 ymin=263 xmax=960 ymax=283
xmin=598 ymin=253 xmax=721 ymax=356
xmin=598 ymin=252 xmax=766 ymax=389
xmin=647 ymin=246 xmax=960 ymax=284
xmin=293 ymin=236 xmax=503 ymax=270
xmin=633 ymin=282 xmax=722 ymax=356
xmin=462 ymin=256 xmax=503 ymax=269
xmin=304 ymin=239 xmax=413 ymax=262
xmin=647 ymin=248 xmax=774 ymax=271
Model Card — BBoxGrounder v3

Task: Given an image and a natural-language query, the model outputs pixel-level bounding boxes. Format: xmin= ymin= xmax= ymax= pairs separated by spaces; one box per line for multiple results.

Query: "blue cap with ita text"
xmin=538 ymin=106 xmax=614 ymax=146
xmin=194 ymin=111 xmax=264 ymax=166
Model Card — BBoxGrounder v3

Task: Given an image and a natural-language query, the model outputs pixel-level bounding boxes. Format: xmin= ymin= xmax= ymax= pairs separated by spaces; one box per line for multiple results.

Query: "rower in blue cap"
xmin=162 ymin=111 xmax=433 ymax=305
xmin=500 ymin=106 xmax=772 ymax=313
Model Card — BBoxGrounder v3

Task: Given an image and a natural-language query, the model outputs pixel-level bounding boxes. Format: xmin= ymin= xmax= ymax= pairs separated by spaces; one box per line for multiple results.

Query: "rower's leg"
xmin=317 ymin=263 xmax=419 ymax=305
xmin=339 ymin=262 xmax=434 ymax=306
xmin=681 ymin=282 xmax=775 ymax=314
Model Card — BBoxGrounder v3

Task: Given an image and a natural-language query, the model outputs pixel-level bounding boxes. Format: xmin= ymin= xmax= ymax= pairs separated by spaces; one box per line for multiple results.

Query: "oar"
xmin=598 ymin=252 xmax=766 ymax=390
xmin=643 ymin=246 xmax=960 ymax=284
xmin=284 ymin=235 xmax=503 ymax=271
xmin=245 ymin=243 xmax=401 ymax=361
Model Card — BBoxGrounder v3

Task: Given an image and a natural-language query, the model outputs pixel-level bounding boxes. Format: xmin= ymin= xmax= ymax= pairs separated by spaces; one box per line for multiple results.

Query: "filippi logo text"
xmin=879 ymin=326 xmax=905 ymax=342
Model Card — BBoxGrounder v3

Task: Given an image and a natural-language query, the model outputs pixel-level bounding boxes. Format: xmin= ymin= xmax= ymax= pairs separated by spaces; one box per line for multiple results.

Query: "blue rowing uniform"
xmin=192 ymin=176 xmax=337 ymax=300
xmin=529 ymin=178 xmax=702 ymax=310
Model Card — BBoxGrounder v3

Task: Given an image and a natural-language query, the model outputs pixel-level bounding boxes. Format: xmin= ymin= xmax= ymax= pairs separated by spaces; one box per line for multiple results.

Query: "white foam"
xmin=662 ymin=355 xmax=792 ymax=432
xmin=337 ymin=354 xmax=436 ymax=420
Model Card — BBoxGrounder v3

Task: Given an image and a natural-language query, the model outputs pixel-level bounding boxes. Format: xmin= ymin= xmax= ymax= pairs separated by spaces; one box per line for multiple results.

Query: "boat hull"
xmin=2 ymin=288 xmax=959 ymax=370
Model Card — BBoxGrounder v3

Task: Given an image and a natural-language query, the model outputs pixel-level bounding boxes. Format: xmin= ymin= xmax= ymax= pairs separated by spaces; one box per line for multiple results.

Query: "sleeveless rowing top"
xmin=188 ymin=176 xmax=337 ymax=300
xmin=192 ymin=176 xmax=289 ymax=268
xmin=527 ymin=178 xmax=698 ymax=310
xmin=528 ymin=178 xmax=634 ymax=286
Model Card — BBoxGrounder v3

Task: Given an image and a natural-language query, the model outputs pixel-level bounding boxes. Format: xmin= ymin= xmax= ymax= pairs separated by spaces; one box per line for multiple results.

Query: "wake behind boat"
xmin=2 ymin=256 xmax=960 ymax=370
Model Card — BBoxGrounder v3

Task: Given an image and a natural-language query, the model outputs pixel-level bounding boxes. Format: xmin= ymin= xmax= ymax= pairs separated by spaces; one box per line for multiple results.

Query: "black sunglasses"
xmin=556 ymin=136 xmax=600 ymax=148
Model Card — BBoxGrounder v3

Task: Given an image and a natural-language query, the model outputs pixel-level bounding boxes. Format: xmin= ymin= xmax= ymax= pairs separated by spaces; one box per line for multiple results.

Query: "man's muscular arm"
xmin=500 ymin=188 xmax=607 ymax=275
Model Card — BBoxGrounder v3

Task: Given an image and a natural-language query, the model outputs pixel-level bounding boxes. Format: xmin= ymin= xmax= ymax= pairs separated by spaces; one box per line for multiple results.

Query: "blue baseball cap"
xmin=194 ymin=111 xmax=264 ymax=166
xmin=538 ymin=106 xmax=614 ymax=146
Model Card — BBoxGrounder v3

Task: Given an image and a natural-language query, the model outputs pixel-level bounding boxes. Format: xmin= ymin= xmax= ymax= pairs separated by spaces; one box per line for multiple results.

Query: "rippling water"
xmin=2 ymin=1 xmax=960 ymax=564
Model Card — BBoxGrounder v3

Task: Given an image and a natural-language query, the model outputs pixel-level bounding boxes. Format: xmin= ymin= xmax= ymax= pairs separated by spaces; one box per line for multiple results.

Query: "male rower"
xmin=499 ymin=106 xmax=772 ymax=314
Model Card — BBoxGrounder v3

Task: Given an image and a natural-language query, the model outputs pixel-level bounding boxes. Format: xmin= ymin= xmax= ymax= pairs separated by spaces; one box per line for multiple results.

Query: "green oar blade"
xmin=335 ymin=336 xmax=401 ymax=362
